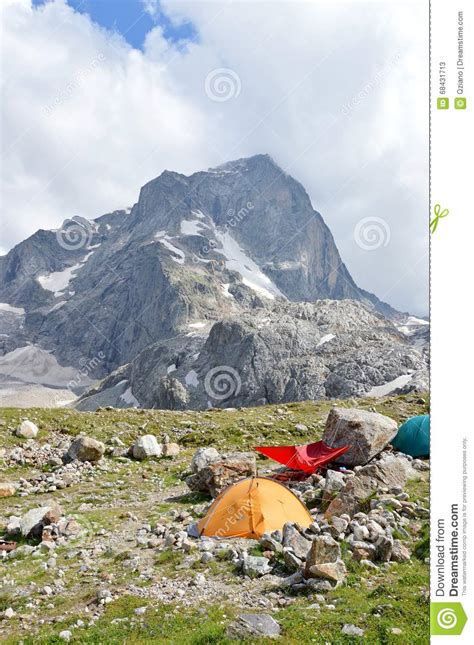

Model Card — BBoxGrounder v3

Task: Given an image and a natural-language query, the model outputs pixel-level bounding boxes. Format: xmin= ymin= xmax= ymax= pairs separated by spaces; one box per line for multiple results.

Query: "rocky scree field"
xmin=0 ymin=394 xmax=429 ymax=644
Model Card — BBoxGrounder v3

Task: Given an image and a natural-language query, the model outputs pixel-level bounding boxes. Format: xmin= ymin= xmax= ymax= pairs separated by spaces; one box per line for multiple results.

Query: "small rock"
xmin=226 ymin=614 xmax=281 ymax=639
xmin=306 ymin=560 xmax=347 ymax=585
xmin=131 ymin=435 xmax=162 ymax=460
xmin=64 ymin=436 xmax=105 ymax=463
xmin=324 ymin=470 xmax=346 ymax=493
xmin=391 ymin=540 xmax=411 ymax=563
xmin=243 ymin=555 xmax=272 ymax=578
xmin=375 ymin=534 xmax=393 ymax=562
xmin=259 ymin=534 xmax=283 ymax=553
xmin=295 ymin=423 xmax=308 ymax=432
xmin=4 ymin=607 xmax=15 ymax=619
xmin=305 ymin=535 xmax=340 ymax=569
xmin=59 ymin=630 xmax=72 ymax=642
xmin=282 ymin=523 xmax=311 ymax=559
xmin=283 ymin=548 xmax=302 ymax=572
xmin=191 ymin=447 xmax=220 ymax=473
xmin=16 ymin=420 xmax=39 ymax=439
xmin=19 ymin=503 xmax=62 ymax=538
xmin=0 ymin=482 xmax=16 ymax=498
xmin=162 ymin=442 xmax=180 ymax=458
xmin=342 ymin=624 xmax=365 ymax=637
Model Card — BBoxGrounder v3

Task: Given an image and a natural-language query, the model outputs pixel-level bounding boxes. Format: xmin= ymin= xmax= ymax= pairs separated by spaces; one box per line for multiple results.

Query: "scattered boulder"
xmin=282 ymin=523 xmax=311 ymax=560
xmin=391 ymin=540 xmax=411 ymax=562
xmin=59 ymin=631 xmax=72 ymax=642
xmin=342 ymin=624 xmax=365 ymax=637
xmin=308 ymin=560 xmax=347 ymax=585
xmin=131 ymin=435 xmax=162 ymax=460
xmin=190 ymin=447 xmax=220 ymax=473
xmin=0 ymin=482 xmax=16 ymax=498
xmin=242 ymin=555 xmax=273 ymax=578
xmin=15 ymin=420 xmax=39 ymax=439
xmin=227 ymin=614 xmax=281 ymax=639
xmin=187 ymin=451 xmax=256 ymax=497
xmin=324 ymin=470 xmax=346 ymax=494
xmin=18 ymin=503 xmax=62 ymax=538
xmin=305 ymin=535 xmax=346 ymax=585
xmin=374 ymin=534 xmax=393 ymax=562
xmin=162 ymin=442 xmax=180 ymax=458
xmin=323 ymin=407 xmax=398 ymax=466
xmin=283 ymin=549 xmax=302 ymax=571
xmin=64 ymin=436 xmax=105 ymax=463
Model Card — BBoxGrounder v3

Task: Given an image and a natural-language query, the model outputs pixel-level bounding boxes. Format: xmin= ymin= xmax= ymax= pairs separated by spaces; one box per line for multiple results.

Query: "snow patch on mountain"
xmin=0 ymin=303 xmax=25 ymax=315
xmin=215 ymin=230 xmax=284 ymax=300
xmin=317 ymin=333 xmax=336 ymax=347
xmin=366 ymin=374 xmax=413 ymax=397
xmin=120 ymin=385 xmax=139 ymax=407
xmin=37 ymin=264 xmax=83 ymax=296
xmin=37 ymin=251 xmax=95 ymax=297
xmin=181 ymin=219 xmax=206 ymax=236
xmin=155 ymin=232 xmax=185 ymax=264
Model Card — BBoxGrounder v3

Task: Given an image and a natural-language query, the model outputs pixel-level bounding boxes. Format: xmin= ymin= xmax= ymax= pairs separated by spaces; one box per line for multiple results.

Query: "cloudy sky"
xmin=1 ymin=0 xmax=428 ymax=315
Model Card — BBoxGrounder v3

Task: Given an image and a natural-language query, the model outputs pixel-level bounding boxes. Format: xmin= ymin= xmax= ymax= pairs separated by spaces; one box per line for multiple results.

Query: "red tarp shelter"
xmin=254 ymin=441 xmax=349 ymax=474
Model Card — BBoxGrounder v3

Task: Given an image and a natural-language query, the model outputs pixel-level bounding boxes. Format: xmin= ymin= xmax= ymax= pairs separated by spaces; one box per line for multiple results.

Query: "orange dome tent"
xmin=197 ymin=477 xmax=313 ymax=539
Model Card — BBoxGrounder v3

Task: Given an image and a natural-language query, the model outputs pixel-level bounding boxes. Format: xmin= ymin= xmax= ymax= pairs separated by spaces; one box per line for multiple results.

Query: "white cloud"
xmin=1 ymin=0 xmax=428 ymax=315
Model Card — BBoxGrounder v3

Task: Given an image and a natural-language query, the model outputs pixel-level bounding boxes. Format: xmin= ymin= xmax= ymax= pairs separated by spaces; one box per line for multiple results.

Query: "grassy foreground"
xmin=0 ymin=394 xmax=429 ymax=644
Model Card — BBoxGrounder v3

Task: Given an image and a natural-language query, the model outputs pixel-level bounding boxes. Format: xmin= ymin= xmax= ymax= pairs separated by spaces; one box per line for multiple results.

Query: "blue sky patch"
xmin=32 ymin=0 xmax=198 ymax=50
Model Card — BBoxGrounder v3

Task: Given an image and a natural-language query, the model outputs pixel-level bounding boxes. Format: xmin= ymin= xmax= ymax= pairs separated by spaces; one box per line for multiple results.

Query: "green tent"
xmin=391 ymin=415 xmax=430 ymax=457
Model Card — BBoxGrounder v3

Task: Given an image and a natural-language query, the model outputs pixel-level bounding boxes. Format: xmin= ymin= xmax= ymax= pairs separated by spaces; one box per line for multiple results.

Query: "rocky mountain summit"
xmin=0 ymin=154 xmax=428 ymax=408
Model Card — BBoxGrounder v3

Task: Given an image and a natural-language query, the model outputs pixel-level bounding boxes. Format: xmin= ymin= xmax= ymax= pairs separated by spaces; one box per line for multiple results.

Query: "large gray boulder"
xmin=131 ymin=435 xmax=162 ymax=460
xmin=64 ymin=437 xmax=105 ymax=463
xmin=15 ymin=420 xmax=39 ymax=439
xmin=226 ymin=614 xmax=281 ymax=640
xmin=305 ymin=535 xmax=346 ymax=586
xmin=19 ymin=503 xmax=62 ymax=538
xmin=282 ymin=523 xmax=311 ymax=560
xmin=190 ymin=447 xmax=220 ymax=473
xmin=186 ymin=451 xmax=256 ymax=497
xmin=242 ymin=555 xmax=273 ymax=578
xmin=323 ymin=407 xmax=398 ymax=466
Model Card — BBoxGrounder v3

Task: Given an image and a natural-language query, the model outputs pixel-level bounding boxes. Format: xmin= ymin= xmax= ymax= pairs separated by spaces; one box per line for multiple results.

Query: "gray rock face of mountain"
xmin=0 ymin=154 xmax=427 ymax=408
xmin=76 ymin=300 xmax=427 ymax=411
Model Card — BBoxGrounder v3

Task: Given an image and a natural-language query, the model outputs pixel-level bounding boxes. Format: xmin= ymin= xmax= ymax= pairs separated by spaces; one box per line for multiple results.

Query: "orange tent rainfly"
xmin=254 ymin=441 xmax=349 ymax=474
xmin=197 ymin=477 xmax=313 ymax=539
